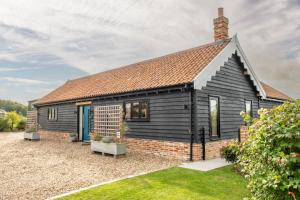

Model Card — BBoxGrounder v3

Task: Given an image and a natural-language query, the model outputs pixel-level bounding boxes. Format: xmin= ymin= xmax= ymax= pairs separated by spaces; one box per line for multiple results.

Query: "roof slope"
xmin=260 ymin=82 xmax=291 ymax=101
xmin=36 ymin=40 xmax=230 ymax=105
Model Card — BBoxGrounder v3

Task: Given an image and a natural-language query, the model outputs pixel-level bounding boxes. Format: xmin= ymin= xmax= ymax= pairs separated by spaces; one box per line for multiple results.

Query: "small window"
xmin=245 ymin=100 xmax=252 ymax=117
xmin=209 ymin=96 xmax=220 ymax=137
xmin=48 ymin=108 xmax=58 ymax=121
xmin=125 ymin=101 xmax=149 ymax=121
xmin=125 ymin=103 xmax=131 ymax=120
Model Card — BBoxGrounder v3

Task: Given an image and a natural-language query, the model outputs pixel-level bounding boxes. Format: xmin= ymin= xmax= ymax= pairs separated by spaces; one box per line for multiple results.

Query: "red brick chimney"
xmin=213 ymin=7 xmax=229 ymax=41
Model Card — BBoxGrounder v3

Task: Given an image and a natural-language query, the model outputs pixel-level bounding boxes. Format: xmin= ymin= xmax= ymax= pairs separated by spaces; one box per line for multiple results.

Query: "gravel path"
xmin=0 ymin=132 xmax=180 ymax=200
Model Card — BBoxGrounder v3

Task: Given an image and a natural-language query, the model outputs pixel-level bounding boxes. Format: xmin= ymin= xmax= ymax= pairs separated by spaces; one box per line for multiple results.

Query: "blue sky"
xmin=0 ymin=0 xmax=299 ymax=104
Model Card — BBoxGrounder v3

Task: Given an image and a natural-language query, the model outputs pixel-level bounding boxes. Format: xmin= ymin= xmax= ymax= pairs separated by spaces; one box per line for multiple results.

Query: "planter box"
xmin=91 ymin=140 xmax=126 ymax=157
xmin=69 ymin=136 xmax=78 ymax=142
xmin=24 ymin=132 xmax=40 ymax=140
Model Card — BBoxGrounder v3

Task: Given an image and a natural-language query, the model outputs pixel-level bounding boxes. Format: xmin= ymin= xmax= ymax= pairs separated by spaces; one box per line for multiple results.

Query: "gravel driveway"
xmin=0 ymin=132 xmax=180 ymax=200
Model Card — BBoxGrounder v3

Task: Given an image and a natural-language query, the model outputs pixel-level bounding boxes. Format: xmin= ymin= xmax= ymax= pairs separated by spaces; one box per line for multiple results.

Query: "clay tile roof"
xmin=260 ymin=82 xmax=292 ymax=101
xmin=35 ymin=39 xmax=230 ymax=105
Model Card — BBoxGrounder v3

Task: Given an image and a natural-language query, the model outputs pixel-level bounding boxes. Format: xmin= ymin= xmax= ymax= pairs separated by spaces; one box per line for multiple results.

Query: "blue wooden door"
xmin=83 ymin=105 xmax=90 ymax=141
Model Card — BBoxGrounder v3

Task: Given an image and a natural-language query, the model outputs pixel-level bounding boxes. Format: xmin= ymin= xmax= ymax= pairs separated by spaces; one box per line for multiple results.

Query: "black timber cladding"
xmin=259 ymin=99 xmax=282 ymax=109
xmin=38 ymin=89 xmax=192 ymax=142
xmin=38 ymin=103 xmax=77 ymax=133
xmin=194 ymin=54 xmax=261 ymax=141
xmin=92 ymin=91 xmax=191 ymax=142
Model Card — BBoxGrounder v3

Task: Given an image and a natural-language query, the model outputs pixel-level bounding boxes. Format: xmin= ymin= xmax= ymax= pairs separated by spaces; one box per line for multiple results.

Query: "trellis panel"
xmin=94 ymin=105 xmax=122 ymax=136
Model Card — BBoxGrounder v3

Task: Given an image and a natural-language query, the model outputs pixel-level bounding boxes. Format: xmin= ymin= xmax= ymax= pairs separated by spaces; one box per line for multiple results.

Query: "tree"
xmin=0 ymin=117 xmax=9 ymax=131
xmin=239 ymin=100 xmax=300 ymax=200
xmin=0 ymin=99 xmax=27 ymax=116
xmin=6 ymin=111 xmax=22 ymax=131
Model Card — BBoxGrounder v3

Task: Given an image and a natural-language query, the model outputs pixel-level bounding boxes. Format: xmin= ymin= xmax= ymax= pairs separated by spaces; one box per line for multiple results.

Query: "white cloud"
xmin=0 ymin=77 xmax=49 ymax=85
xmin=0 ymin=66 xmax=42 ymax=72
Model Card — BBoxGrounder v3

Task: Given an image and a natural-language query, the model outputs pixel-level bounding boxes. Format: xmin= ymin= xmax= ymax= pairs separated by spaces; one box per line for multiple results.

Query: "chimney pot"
xmin=218 ymin=7 xmax=224 ymax=17
xmin=213 ymin=7 xmax=229 ymax=41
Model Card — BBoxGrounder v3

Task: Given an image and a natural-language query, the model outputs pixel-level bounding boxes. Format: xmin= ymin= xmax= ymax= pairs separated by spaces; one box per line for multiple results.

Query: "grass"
xmin=59 ymin=165 xmax=248 ymax=200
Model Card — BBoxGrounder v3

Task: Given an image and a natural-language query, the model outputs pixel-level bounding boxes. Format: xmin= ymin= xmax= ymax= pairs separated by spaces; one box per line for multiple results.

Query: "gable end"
xmin=193 ymin=35 xmax=267 ymax=99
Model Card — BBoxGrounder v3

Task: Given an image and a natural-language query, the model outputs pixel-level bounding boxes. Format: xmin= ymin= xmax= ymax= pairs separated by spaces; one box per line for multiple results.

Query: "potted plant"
xmin=91 ymin=121 xmax=127 ymax=158
xmin=24 ymin=126 xmax=40 ymax=140
xmin=69 ymin=132 xmax=78 ymax=142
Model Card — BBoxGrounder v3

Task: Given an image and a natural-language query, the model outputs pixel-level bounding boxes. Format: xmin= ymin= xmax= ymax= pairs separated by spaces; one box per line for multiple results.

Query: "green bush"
xmin=239 ymin=100 xmax=300 ymax=200
xmin=25 ymin=126 xmax=37 ymax=133
xmin=0 ymin=117 xmax=9 ymax=131
xmin=221 ymin=141 xmax=241 ymax=163
xmin=6 ymin=111 xmax=22 ymax=131
xmin=101 ymin=136 xmax=115 ymax=143
xmin=17 ymin=118 xmax=26 ymax=130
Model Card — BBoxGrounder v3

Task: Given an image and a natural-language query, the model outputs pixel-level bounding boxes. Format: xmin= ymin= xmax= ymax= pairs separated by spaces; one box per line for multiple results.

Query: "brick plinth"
xmin=36 ymin=130 xmax=237 ymax=161
xmin=126 ymin=138 xmax=201 ymax=161
xmin=205 ymin=139 xmax=236 ymax=160
xmin=38 ymin=130 xmax=70 ymax=141
xmin=240 ymin=126 xmax=249 ymax=142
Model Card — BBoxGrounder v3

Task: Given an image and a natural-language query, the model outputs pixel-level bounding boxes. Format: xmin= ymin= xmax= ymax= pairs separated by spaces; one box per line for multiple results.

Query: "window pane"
xmin=52 ymin=109 xmax=55 ymax=120
xmin=50 ymin=108 xmax=53 ymax=120
xmin=125 ymin=103 xmax=131 ymax=119
xmin=48 ymin=109 xmax=51 ymax=120
xmin=140 ymin=102 xmax=148 ymax=119
xmin=55 ymin=108 xmax=57 ymax=120
xmin=132 ymin=102 xmax=140 ymax=118
xmin=245 ymin=101 xmax=252 ymax=116
xmin=210 ymin=97 xmax=219 ymax=136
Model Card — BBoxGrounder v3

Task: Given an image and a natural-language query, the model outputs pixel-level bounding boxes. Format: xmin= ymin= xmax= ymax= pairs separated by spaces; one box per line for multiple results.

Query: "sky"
xmin=0 ymin=0 xmax=299 ymax=104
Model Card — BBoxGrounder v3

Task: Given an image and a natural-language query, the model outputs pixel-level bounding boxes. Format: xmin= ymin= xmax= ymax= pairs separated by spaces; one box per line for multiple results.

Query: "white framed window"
xmin=245 ymin=100 xmax=252 ymax=117
xmin=48 ymin=108 xmax=58 ymax=121
xmin=209 ymin=96 xmax=220 ymax=138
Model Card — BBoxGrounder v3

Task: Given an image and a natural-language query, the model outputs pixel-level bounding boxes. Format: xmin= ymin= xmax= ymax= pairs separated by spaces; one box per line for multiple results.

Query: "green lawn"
xmin=60 ymin=166 xmax=248 ymax=200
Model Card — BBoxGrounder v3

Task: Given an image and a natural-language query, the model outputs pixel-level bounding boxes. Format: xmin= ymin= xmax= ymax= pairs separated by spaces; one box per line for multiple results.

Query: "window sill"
xmin=125 ymin=119 xmax=150 ymax=122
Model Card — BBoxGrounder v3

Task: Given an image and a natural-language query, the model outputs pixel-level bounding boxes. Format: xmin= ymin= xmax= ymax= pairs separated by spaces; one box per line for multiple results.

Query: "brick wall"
xmin=240 ymin=126 xmax=249 ymax=142
xmin=126 ymin=138 xmax=235 ymax=161
xmin=126 ymin=138 xmax=201 ymax=160
xmin=205 ymin=139 xmax=236 ymax=159
xmin=36 ymin=130 xmax=238 ymax=161
xmin=38 ymin=130 xmax=70 ymax=141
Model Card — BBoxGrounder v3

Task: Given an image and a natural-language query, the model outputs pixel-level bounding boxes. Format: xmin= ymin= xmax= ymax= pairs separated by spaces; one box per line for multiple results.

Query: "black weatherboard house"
xmin=34 ymin=8 xmax=291 ymax=160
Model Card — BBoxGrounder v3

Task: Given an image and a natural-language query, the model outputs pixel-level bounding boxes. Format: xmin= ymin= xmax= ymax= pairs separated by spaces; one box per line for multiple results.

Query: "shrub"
xmin=25 ymin=126 xmax=37 ymax=133
xmin=238 ymin=100 xmax=300 ymax=200
xmin=6 ymin=111 xmax=21 ymax=131
xmin=91 ymin=132 xmax=103 ymax=141
xmin=220 ymin=141 xmax=241 ymax=163
xmin=101 ymin=136 xmax=115 ymax=143
xmin=69 ymin=132 xmax=77 ymax=137
xmin=17 ymin=118 xmax=26 ymax=130
xmin=0 ymin=117 xmax=9 ymax=131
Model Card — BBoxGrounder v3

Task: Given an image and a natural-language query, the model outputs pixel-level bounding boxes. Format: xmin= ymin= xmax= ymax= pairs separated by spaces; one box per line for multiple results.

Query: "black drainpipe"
xmin=189 ymin=85 xmax=194 ymax=161
xmin=238 ymin=128 xmax=241 ymax=142
xmin=201 ymin=127 xmax=206 ymax=160
xmin=190 ymin=133 xmax=194 ymax=161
